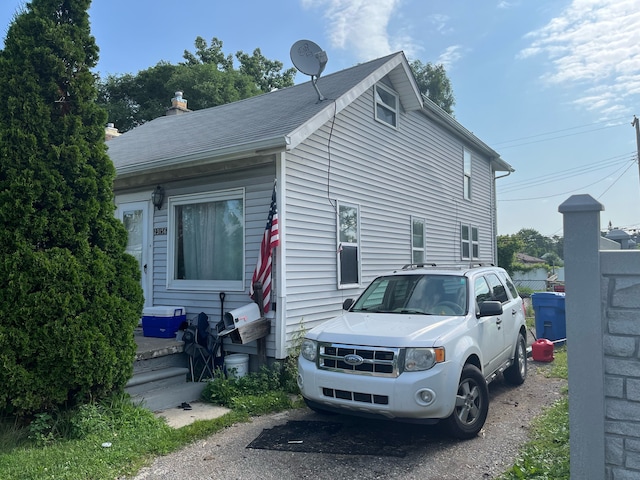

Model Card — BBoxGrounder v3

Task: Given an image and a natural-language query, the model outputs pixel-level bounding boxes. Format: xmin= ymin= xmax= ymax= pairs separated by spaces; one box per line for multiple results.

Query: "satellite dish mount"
xmin=290 ymin=40 xmax=328 ymax=102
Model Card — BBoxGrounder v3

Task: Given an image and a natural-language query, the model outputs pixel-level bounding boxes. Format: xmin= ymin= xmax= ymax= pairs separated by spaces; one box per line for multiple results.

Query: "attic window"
xmin=374 ymin=83 xmax=398 ymax=128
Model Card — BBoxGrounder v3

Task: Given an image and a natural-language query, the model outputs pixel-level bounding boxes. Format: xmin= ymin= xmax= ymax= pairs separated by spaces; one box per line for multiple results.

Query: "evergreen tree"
xmin=0 ymin=0 xmax=143 ymax=416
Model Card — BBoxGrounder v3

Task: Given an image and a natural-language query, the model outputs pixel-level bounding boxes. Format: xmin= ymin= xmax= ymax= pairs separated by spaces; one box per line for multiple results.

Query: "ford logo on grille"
xmin=344 ymin=354 xmax=364 ymax=366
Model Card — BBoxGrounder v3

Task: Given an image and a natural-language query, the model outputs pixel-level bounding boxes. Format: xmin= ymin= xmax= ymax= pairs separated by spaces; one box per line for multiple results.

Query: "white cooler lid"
xmin=142 ymin=306 xmax=186 ymax=317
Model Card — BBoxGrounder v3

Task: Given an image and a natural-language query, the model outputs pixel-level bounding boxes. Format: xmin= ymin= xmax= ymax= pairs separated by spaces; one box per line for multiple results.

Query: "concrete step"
xmin=125 ymin=367 xmax=189 ymax=396
xmin=130 ymin=381 xmax=208 ymax=412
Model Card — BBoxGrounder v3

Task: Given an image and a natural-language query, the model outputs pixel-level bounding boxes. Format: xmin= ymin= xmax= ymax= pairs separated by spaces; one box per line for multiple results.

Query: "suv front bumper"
xmin=298 ymin=356 xmax=459 ymax=420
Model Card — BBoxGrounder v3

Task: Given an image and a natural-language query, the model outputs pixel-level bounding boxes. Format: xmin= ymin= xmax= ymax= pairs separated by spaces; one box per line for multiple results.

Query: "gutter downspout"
xmin=493 ymin=166 xmax=513 ymax=263
xmin=274 ymin=151 xmax=288 ymax=359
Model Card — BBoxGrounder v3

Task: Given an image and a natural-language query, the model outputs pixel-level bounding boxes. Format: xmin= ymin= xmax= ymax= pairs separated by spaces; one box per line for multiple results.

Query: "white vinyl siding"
xmin=131 ymin=167 xmax=277 ymax=358
xmin=283 ymin=84 xmax=496 ymax=335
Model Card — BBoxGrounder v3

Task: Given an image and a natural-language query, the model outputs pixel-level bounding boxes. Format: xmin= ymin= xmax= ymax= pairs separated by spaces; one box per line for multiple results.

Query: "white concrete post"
xmin=558 ymin=194 xmax=605 ymax=480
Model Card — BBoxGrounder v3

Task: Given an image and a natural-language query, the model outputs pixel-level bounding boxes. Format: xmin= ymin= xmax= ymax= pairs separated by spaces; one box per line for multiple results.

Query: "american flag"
xmin=250 ymin=183 xmax=279 ymax=312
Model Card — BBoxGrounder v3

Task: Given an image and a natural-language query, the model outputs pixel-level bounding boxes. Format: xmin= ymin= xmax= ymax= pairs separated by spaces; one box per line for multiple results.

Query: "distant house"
xmin=515 ymin=253 xmax=546 ymax=264
xmin=106 ymin=52 xmax=514 ymax=361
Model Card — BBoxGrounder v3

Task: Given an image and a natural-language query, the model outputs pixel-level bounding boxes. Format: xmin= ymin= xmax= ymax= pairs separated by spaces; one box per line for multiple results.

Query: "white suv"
xmin=297 ymin=264 xmax=528 ymax=439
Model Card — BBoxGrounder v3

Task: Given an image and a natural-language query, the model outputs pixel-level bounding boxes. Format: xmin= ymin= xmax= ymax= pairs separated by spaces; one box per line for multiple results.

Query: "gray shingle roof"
xmin=107 ymin=51 xmax=513 ymax=176
xmin=108 ymin=52 xmax=406 ymax=175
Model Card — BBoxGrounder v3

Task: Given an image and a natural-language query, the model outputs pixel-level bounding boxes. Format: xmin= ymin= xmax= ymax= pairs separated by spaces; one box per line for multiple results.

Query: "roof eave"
xmin=114 ymin=136 xmax=290 ymax=177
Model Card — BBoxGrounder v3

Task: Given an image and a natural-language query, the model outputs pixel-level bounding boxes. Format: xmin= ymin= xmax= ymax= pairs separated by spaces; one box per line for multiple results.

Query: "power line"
xmin=499 ymin=152 xmax=635 ymax=194
xmin=597 ymin=161 xmax=636 ymax=199
xmin=491 ymin=117 xmax=628 ymax=149
xmin=498 ymin=159 xmax=635 ymax=202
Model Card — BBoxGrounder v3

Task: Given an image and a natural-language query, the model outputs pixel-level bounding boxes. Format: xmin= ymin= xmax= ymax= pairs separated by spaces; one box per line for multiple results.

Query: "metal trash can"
xmin=531 ymin=292 xmax=566 ymax=343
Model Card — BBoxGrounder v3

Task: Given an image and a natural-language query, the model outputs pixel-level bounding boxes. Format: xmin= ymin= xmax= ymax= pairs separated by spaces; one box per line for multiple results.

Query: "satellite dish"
xmin=290 ymin=40 xmax=328 ymax=102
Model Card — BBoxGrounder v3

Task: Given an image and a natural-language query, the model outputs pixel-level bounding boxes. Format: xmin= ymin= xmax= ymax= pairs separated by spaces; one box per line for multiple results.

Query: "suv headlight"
xmin=300 ymin=339 xmax=318 ymax=362
xmin=404 ymin=347 xmax=445 ymax=371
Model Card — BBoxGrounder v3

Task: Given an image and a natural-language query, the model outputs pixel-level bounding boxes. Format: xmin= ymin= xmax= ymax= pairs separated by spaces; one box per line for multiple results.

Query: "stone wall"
xmin=601 ymin=251 xmax=640 ymax=479
xmin=559 ymin=195 xmax=640 ymax=480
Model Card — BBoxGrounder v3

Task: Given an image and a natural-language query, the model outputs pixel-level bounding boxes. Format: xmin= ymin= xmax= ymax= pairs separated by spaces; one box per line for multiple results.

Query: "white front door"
xmin=117 ymin=201 xmax=151 ymax=307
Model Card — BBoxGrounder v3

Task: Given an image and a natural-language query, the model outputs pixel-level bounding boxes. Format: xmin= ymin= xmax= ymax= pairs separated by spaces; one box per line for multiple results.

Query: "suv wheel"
xmin=443 ymin=364 xmax=489 ymax=439
xmin=504 ymin=332 xmax=527 ymax=385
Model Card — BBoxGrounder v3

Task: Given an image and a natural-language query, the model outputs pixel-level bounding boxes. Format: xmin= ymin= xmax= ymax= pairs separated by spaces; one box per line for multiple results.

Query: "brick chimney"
xmin=105 ymin=123 xmax=121 ymax=140
xmin=166 ymin=91 xmax=190 ymax=115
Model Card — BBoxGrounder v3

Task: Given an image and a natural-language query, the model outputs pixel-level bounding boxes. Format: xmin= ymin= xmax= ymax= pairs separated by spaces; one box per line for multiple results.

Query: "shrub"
xmin=0 ymin=1 xmax=143 ymax=416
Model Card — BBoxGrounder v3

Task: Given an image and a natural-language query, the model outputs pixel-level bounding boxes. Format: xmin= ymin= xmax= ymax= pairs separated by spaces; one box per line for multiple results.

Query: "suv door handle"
xmin=496 ymin=318 xmax=503 ymax=325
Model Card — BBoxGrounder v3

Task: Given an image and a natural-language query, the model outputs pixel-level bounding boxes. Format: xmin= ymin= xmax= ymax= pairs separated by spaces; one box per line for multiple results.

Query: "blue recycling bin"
xmin=531 ymin=292 xmax=566 ymax=343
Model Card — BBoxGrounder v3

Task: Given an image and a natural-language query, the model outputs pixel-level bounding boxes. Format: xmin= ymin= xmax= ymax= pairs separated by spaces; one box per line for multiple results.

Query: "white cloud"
xmin=301 ymin=0 xmax=402 ymax=61
xmin=519 ymin=0 xmax=640 ymax=117
xmin=437 ymin=45 xmax=464 ymax=70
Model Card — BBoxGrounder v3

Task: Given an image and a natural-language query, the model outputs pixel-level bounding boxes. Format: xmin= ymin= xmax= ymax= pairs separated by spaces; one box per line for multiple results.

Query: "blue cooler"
xmin=142 ymin=306 xmax=186 ymax=338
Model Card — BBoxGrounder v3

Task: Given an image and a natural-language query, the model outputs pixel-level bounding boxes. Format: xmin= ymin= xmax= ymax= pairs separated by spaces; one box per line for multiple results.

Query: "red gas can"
xmin=532 ymin=338 xmax=554 ymax=362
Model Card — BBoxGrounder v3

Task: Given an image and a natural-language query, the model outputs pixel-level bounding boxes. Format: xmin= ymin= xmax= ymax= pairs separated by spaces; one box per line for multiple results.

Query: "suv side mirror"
xmin=343 ymin=298 xmax=354 ymax=310
xmin=477 ymin=300 xmax=503 ymax=318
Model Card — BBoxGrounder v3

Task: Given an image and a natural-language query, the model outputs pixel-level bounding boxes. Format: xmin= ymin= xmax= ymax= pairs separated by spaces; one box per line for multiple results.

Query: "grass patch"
xmin=0 ymin=362 xmax=301 ymax=480
xmin=499 ymin=346 xmax=569 ymax=480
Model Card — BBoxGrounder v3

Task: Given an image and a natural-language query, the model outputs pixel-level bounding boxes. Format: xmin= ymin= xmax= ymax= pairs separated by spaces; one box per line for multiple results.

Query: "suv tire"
xmin=504 ymin=332 xmax=527 ymax=385
xmin=443 ymin=364 xmax=489 ymax=439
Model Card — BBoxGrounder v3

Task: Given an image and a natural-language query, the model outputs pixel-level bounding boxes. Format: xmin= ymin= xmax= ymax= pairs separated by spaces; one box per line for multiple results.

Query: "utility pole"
xmin=633 ymin=115 xmax=640 ymax=185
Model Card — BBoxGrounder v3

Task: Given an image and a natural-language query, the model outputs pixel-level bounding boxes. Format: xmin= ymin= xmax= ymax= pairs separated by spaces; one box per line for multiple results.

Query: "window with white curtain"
xmin=168 ymin=189 xmax=244 ymax=291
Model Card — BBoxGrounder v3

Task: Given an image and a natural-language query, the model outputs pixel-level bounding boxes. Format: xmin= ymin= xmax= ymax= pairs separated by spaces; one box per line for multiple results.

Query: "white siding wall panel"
xmin=283 ymin=86 xmax=499 ymax=339
xmin=144 ymin=164 xmax=278 ymax=357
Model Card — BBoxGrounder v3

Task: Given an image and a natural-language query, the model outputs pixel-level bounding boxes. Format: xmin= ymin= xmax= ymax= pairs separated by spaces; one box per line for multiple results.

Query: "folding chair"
xmin=184 ymin=312 xmax=218 ymax=382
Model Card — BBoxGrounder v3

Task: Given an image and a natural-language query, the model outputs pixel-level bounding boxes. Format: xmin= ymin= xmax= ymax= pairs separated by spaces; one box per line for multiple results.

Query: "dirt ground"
xmin=127 ymin=359 xmax=567 ymax=480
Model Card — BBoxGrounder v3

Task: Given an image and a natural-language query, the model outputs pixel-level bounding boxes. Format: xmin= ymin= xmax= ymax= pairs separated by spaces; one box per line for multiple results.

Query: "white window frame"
xmin=463 ymin=148 xmax=472 ymax=200
xmin=167 ymin=188 xmax=245 ymax=292
xmin=411 ymin=216 xmax=426 ymax=264
xmin=461 ymin=224 xmax=479 ymax=260
xmin=337 ymin=201 xmax=361 ymax=289
xmin=374 ymin=83 xmax=398 ymax=129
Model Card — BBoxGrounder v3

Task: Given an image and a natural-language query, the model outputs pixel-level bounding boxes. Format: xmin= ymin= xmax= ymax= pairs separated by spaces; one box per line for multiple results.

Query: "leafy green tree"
xmin=497 ymin=235 xmax=525 ymax=275
xmin=98 ymin=36 xmax=295 ymax=132
xmin=409 ymin=60 xmax=455 ymax=114
xmin=0 ymin=0 xmax=143 ymax=416
xmin=236 ymin=47 xmax=296 ymax=92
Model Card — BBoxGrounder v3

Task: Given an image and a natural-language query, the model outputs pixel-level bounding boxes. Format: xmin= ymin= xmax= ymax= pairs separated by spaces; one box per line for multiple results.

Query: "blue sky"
xmin=2 ymin=0 xmax=639 ymax=236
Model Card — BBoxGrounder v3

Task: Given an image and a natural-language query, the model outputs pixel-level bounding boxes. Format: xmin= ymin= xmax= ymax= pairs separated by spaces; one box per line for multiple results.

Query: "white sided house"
xmin=107 ymin=52 xmax=514 ymax=362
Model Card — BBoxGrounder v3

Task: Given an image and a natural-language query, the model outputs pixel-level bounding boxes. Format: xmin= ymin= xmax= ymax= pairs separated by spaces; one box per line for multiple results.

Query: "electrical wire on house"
xmin=326 ymin=99 xmax=338 ymax=216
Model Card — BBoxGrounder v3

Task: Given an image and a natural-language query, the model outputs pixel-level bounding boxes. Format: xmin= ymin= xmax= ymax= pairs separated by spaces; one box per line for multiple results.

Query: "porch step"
xmin=130 ymin=381 xmax=208 ymax=413
xmin=125 ymin=366 xmax=189 ymax=395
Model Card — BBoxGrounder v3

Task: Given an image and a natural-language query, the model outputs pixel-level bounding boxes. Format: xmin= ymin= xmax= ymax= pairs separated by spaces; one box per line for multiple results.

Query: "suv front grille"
xmin=318 ymin=343 xmax=400 ymax=377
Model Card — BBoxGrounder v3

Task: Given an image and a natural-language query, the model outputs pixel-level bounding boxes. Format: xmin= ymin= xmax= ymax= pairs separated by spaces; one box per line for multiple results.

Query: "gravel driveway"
xmin=128 ymin=361 xmax=566 ymax=480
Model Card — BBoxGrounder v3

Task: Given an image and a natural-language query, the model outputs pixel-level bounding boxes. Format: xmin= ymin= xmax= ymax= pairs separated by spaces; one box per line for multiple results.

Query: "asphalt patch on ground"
xmin=246 ymin=420 xmax=411 ymax=457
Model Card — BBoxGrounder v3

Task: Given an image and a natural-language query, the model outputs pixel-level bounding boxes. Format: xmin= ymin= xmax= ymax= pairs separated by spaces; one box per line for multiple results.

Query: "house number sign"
xmin=154 ymin=227 xmax=167 ymax=236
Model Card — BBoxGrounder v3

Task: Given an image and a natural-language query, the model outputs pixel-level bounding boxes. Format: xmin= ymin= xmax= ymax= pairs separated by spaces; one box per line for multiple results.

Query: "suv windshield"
xmin=351 ymin=274 xmax=468 ymax=315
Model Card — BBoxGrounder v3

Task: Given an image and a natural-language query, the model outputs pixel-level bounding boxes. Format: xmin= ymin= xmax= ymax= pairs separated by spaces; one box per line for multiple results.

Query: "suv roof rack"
xmin=401 ymin=262 xmax=496 ymax=271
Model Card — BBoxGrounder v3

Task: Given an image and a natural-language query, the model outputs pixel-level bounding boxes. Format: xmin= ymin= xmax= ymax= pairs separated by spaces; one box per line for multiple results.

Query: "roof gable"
xmin=108 ymin=52 xmax=422 ymax=176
